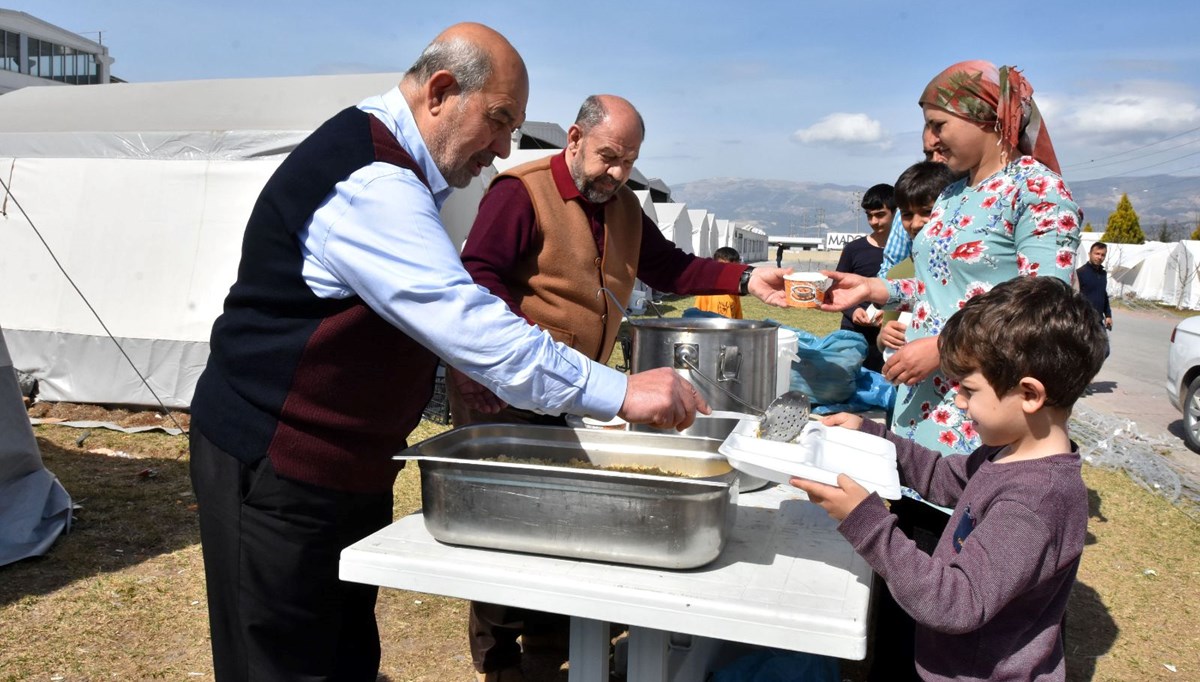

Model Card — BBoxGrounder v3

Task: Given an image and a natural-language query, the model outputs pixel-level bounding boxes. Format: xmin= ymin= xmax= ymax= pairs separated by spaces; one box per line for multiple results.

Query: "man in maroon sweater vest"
xmin=452 ymin=94 xmax=791 ymax=681
xmin=451 ymin=95 xmax=792 ymax=426
xmin=795 ymin=276 xmax=1107 ymax=682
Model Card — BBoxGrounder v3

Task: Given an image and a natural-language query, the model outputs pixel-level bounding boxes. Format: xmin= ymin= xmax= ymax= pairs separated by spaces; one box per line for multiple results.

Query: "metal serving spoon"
xmin=756 ymin=390 xmax=813 ymax=442
xmin=676 ymin=358 xmax=812 ymax=443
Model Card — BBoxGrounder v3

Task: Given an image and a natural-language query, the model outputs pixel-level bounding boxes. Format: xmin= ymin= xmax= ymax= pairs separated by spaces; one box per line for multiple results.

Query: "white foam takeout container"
xmin=718 ymin=418 xmax=902 ymax=499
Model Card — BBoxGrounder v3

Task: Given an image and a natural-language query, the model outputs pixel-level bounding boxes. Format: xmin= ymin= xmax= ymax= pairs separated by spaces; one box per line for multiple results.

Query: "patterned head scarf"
xmin=919 ymin=60 xmax=1060 ymax=174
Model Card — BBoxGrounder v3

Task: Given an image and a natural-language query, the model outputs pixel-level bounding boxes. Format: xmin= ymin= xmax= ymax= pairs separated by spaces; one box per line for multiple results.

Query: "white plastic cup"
xmin=784 ymin=272 xmax=830 ymax=308
xmin=880 ymin=311 xmax=914 ymax=364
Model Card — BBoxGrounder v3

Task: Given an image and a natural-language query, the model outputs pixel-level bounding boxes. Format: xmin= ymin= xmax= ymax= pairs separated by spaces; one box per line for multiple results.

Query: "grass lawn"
xmin=2 ymin=297 xmax=1198 ymax=681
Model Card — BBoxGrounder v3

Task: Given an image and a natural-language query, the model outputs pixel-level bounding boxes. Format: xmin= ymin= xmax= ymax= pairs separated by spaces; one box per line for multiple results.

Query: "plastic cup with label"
xmin=783 ymin=272 xmax=830 ymax=308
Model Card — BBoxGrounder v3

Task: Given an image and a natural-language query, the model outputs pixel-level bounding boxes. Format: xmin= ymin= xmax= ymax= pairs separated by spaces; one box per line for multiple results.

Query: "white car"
xmin=1166 ymin=315 xmax=1200 ymax=452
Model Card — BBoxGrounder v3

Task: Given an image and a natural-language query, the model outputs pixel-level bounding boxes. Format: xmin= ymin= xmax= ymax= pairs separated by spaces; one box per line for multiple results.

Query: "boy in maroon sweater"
xmin=793 ymin=276 xmax=1107 ymax=682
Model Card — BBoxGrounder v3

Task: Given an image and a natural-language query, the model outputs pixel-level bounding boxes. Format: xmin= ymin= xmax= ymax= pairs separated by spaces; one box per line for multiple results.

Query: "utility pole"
xmin=847 ymin=192 xmax=863 ymax=232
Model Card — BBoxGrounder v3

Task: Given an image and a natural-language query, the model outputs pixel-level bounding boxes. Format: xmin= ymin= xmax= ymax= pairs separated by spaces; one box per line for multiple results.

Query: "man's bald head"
xmin=574 ymin=94 xmax=645 ymax=141
xmin=404 ymin=22 xmax=527 ymax=98
xmin=402 ymin=23 xmax=528 ymax=188
xmin=566 ymin=95 xmax=645 ymax=203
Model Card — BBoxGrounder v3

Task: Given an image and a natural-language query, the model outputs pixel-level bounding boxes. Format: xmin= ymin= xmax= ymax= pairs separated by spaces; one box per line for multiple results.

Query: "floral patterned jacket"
xmin=885 ymin=157 xmax=1081 ymax=455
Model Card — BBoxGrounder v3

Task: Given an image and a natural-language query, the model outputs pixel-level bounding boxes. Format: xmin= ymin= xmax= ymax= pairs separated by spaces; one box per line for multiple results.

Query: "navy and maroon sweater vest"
xmin=192 ymin=107 xmax=438 ymax=494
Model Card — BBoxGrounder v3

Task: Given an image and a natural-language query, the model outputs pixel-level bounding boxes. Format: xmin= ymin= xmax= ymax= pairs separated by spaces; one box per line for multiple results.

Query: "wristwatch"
xmin=738 ymin=266 xmax=755 ymax=296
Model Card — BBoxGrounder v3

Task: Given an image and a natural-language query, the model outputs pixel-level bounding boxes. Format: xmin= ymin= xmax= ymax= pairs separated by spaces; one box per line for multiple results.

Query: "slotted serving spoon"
xmin=756 ymin=390 xmax=813 ymax=442
xmin=676 ymin=348 xmax=812 ymax=442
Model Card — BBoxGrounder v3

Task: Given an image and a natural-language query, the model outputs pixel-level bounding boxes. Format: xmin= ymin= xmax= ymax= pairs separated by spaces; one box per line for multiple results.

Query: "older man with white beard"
xmin=451 ymin=93 xmax=791 ymax=681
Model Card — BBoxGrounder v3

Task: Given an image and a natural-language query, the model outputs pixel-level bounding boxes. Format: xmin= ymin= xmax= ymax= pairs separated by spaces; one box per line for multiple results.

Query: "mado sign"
xmin=824 ymin=232 xmax=860 ymax=250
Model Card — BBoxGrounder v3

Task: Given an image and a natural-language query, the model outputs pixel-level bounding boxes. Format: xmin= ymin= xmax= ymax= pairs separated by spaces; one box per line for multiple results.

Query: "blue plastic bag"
xmin=682 ymin=307 xmax=730 ymax=319
xmin=712 ymin=648 xmax=840 ymax=682
xmin=769 ymin=322 xmax=867 ymax=405
xmin=812 ymin=368 xmax=896 ymax=414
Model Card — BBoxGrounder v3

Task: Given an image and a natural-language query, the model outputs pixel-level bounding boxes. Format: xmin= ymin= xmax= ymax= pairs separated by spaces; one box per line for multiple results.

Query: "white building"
xmin=733 ymin=224 xmax=769 ymax=263
xmin=0 ymin=9 xmax=115 ymax=94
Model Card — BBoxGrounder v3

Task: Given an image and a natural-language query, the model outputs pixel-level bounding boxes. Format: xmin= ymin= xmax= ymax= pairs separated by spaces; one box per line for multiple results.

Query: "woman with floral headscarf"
xmin=815 ymin=61 xmax=1084 ymax=682
xmin=823 ymin=60 xmax=1082 ymax=457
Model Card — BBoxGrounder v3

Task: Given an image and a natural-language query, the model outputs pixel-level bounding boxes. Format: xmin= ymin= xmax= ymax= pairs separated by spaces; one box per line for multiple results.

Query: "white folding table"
xmin=340 ymin=484 xmax=873 ymax=682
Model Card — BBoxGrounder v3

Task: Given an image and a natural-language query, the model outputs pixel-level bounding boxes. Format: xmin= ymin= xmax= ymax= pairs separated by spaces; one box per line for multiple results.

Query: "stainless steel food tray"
xmin=396 ymin=424 xmax=738 ymax=569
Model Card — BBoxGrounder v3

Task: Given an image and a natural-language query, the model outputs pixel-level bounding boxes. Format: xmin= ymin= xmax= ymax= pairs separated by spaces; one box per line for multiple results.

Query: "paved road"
xmin=1083 ymin=307 xmax=1180 ymax=437
xmin=1075 ymin=306 xmax=1200 ymax=492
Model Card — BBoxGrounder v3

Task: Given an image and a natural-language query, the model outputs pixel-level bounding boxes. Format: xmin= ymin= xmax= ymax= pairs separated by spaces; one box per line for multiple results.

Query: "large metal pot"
xmin=629 ymin=317 xmax=778 ymax=438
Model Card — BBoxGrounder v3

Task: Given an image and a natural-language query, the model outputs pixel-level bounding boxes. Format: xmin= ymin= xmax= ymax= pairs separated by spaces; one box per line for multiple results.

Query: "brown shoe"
xmin=475 ymin=667 xmax=525 ymax=682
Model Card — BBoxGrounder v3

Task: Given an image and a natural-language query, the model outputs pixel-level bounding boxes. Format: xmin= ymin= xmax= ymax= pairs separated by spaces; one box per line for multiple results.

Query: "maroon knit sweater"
xmin=840 ymin=420 xmax=1087 ymax=682
xmin=460 ymin=151 xmax=743 ymax=317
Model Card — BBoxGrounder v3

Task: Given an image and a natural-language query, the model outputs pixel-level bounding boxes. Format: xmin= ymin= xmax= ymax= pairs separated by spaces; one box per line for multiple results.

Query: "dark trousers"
xmin=448 ymin=385 xmax=570 ymax=672
xmin=190 ymin=429 xmax=392 ymax=682
xmin=867 ymin=496 xmax=949 ymax=682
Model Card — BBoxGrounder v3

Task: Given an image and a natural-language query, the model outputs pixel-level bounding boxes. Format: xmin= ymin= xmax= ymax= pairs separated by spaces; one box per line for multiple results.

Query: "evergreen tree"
xmin=1154 ymin=221 xmax=1172 ymax=242
xmin=1083 ymin=222 xmax=1094 ymax=232
xmin=1101 ymin=193 xmax=1146 ymax=244
xmin=1192 ymin=217 xmax=1200 ymax=241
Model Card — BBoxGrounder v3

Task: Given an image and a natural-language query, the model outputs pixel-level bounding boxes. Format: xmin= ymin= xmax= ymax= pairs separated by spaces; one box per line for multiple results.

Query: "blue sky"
xmin=22 ymin=1 xmax=1200 ymax=189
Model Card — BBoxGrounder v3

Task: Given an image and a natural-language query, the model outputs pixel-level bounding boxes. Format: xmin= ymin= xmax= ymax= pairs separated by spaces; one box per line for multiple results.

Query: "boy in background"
xmin=876 ymin=161 xmax=960 ymax=356
xmin=793 ymin=276 xmax=1107 ymax=682
xmin=693 ymin=247 xmax=744 ymax=319
xmin=835 ymin=184 xmax=896 ymax=371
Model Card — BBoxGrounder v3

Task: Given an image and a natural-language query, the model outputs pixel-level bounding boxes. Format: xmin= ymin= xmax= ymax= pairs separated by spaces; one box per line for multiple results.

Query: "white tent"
xmin=633 ymin=189 xmax=658 ymax=225
xmin=1091 ymin=242 xmax=1160 ymax=298
xmin=1126 ymin=241 xmax=1200 ymax=309
xmin=1075 ymin=240 xmax=1200 ymax=309
xmin=1167 ymin=241 xmax=1200 ymax=310
xmin=687 ymin=209 xmax=713 ymax=258
xmin=461 ymin=147 xmax=565 ymax=251
xmin=1 ymin=324 xmax=71 ymax=566
xmin=1078 ymin=232 xmax=1104 ymax=249
xmin=624 ymin=190 xmax=660 ymax=313
xmin=714 ymin=219 xmax=734 ymax=249
xmin=707 ymin=216 xmax=721 ymax=256
xmin=490 ymin=148 xmax=559 ymax=174
xmin=0 ymin=73 xmax=493 ymax=409
xmin=653 ymin=202 xmax=694 ymax=254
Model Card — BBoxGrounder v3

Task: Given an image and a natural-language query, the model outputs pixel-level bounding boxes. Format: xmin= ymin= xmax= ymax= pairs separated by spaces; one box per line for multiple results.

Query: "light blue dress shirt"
xmin=877 ymin=213 xmax=911 ymax=277
xmin=295 ymin=87 xmax=626 ymax=418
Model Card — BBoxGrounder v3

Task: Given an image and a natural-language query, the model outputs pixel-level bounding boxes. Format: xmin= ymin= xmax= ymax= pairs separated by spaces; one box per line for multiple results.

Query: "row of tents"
xmin=1077 ymin=235 xmax=1200 ymax=311
xmin=0 ymin=73 xmax=768 ymax=410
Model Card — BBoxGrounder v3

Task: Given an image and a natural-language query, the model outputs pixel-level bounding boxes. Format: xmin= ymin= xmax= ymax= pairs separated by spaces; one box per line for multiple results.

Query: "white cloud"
xmin=791 ymin=113 xmax=891 ymax=149
xmin=1051 ymin=81 xmax=1200 ymax=139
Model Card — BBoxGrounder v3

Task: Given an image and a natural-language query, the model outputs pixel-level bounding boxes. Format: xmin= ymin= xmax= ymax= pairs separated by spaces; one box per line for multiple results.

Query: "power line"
xmin=1067 ymin=135 xmax=1200 ymax=177
xmin=1063 ymin=123 xmax=1200 ymax=171
xmin=1075 ymin=148 xmax=1200 ymax=181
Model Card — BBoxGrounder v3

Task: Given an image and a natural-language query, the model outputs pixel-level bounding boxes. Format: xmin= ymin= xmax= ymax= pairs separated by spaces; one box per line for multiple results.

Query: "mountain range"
xmin=672 ymin=174 xmax=1200 ymax=241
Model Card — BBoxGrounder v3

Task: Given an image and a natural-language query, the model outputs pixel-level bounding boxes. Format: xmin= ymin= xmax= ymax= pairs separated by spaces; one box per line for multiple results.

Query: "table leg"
xmin=626 ymin=625 xmax=670 ymax=682
xmin=567 ymin=616 xmax=610 ymax=682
